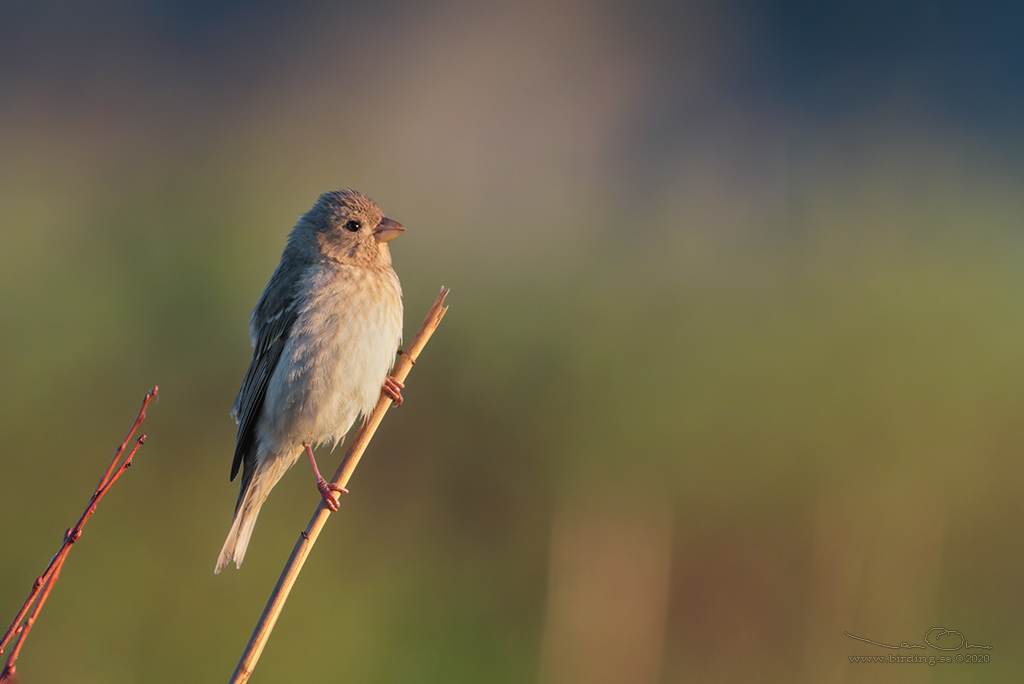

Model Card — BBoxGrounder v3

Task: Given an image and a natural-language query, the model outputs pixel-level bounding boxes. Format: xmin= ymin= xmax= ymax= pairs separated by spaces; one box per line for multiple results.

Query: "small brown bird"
xmin=216 ymin=189 xmax=404 ymax=573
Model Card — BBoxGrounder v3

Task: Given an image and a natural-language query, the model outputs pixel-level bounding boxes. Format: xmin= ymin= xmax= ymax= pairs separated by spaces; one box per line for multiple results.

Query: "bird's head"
xmin=292 ymin=189 xmax=405 ymax=268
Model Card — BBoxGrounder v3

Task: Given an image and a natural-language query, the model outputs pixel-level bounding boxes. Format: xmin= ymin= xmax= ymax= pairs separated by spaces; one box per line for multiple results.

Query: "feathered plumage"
xmin=216 ymin=189 xmax=404 ymax=573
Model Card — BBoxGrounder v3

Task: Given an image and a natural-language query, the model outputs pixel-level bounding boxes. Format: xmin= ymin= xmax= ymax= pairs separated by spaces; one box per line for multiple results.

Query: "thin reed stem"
xmin=229 ymin=287 xmax=450 ymax=684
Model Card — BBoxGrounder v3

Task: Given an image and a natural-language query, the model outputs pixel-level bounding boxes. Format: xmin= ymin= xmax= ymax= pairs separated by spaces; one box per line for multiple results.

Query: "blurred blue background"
xmin=2 ymin=1 xmax=1023 ymax=681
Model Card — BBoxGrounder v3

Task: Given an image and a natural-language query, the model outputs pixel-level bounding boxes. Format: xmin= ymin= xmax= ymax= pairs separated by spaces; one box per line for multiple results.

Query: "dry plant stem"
xmin=230 ymin=287 xmax=450 ymax=684
xmin=0 ymin=386 xmax=158 ymax=683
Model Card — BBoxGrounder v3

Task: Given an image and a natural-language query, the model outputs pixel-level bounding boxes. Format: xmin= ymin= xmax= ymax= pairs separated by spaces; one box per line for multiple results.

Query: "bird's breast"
xmin=261 ymin=264 xmax=402 ymax=449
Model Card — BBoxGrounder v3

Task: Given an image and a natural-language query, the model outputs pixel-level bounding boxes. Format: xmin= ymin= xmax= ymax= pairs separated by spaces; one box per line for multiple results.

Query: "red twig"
xmin=2 ymin=559 xmax=61 ymax=684
xmin=0 ymin=385 xmax=158 ymax=683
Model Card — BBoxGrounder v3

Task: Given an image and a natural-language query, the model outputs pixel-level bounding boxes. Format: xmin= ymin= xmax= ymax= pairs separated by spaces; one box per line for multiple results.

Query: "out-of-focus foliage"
xmin=2 ymin=1 xmax=1023 ymax=682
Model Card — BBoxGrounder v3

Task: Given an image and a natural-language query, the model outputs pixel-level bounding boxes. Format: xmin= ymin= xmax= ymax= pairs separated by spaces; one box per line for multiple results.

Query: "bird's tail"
xmin=215 ymin=449 xmax=299 ymax=573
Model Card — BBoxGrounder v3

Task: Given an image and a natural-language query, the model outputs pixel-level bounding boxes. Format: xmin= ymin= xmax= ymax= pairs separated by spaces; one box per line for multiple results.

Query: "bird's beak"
xmin=373 ymin=218 xmax=405 ymax=243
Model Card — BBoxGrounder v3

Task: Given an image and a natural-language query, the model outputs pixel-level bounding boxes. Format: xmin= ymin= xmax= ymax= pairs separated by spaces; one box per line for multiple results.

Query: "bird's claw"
xmin=383 ymin=375 xmax=404 ymax=407
xmin=317 ymin=477 xmax=348 ymax=512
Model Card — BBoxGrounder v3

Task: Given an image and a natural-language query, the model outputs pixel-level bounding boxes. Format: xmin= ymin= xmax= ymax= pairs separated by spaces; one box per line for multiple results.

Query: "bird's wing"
xmin=230 ymin=265 xmax=301 ymax=482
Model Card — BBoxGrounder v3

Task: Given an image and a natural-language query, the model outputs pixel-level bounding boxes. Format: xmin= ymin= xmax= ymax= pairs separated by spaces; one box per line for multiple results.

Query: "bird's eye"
xmin=343 ymin=219 xmax=362 ymax=232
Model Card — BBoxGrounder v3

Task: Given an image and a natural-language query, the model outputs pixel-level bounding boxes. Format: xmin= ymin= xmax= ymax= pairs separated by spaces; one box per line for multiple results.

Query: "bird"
xmin=216 ymin=189 xmax=405 ymax=573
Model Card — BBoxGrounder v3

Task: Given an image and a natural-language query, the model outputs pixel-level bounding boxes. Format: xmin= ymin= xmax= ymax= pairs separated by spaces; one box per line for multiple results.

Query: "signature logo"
xmin=845 ymin=628 xmax=992 ymax=652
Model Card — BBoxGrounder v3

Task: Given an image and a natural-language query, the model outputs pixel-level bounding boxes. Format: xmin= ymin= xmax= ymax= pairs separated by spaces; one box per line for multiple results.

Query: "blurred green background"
xmin=2 ymin=1 xmax=1024 ymax=682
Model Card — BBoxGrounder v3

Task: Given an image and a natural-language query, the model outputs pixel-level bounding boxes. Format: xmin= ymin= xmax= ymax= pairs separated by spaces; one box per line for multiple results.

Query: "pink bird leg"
xmin=383 ymin=375 xmax=404 ymax=407
xmin=303 ymin=443 xmax=347 ymax=511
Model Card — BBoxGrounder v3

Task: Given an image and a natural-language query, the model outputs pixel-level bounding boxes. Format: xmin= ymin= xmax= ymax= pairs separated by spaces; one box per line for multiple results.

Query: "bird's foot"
xmin=304 ymin=442 xmax=347 ymax=511
xmin=383 ymin=375 xmax=404 ymax=407
xmin=316 ymin=477 xmax=348 ymax=512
